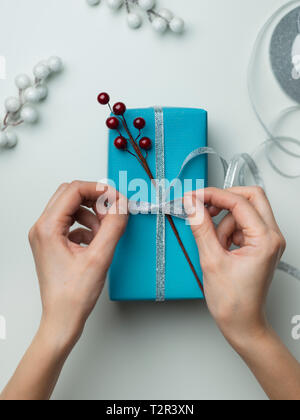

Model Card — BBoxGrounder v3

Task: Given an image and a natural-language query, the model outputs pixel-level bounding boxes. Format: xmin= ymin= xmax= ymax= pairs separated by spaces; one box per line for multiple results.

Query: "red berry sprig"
xmin=96 ymin=92 xmax=204 ymax=296
xmin=97 ymin=92 xmax=152 ymax=154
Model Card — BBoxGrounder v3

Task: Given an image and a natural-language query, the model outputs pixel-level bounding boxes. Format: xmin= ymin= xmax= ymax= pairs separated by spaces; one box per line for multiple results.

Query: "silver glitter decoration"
xmin=128 ymin=199 xmax=187 ymax=219
xmin=154 ymin=107 xmax=166 ymax=302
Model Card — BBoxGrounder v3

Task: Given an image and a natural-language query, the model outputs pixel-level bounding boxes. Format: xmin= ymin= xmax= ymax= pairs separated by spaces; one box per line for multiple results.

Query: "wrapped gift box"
xmin=108 ymin=107 xmax=207 ymax=301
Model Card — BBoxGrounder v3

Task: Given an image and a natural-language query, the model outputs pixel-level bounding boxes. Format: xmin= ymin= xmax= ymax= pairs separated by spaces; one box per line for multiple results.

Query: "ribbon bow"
xmin=128 ymin=109 xmax=300 ymax=302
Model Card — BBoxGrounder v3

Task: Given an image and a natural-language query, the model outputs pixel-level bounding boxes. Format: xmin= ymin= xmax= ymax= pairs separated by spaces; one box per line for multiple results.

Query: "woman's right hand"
xmin=184 ymin=187 xmax=286 ymax=349
xmin=29 ymin=181 xmax=128 ymax=349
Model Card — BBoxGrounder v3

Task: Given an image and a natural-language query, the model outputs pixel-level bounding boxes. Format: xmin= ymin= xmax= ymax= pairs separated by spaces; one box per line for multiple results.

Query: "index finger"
xmin=44 ymin=181 xmax=112 ymax=222
xmin=44 ymin=183 xmax=69 ymax=212
xmin=202 ymin=188 xmax=267 ymax=234
xmin=226 ymin=186 xmax=280 ymax=232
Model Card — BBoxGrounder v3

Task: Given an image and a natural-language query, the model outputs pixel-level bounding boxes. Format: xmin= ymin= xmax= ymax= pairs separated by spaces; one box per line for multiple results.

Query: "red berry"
xmin=114 ymin=136 xmax=127 ymax=150
xmin=139 ymin=137 xmax=152 ymax=150
xmin=134 ymin=117 xmax=146 ymax=130
xmin=97 ymin=92 xmax=110 ymax=105
xmin=113 ymin=102 xmax=126 ymax=115
xmin=106 ymin=117 xmax=119 ymax=130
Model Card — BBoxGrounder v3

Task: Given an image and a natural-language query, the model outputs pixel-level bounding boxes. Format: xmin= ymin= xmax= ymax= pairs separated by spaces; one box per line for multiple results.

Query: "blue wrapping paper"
xmin=108 ymin=107 xmax=207 ymax=301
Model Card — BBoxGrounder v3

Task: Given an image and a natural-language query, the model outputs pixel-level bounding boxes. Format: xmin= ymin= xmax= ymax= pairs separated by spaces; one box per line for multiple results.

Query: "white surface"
xmin=0 ymin=0 xmax=300 ymax=400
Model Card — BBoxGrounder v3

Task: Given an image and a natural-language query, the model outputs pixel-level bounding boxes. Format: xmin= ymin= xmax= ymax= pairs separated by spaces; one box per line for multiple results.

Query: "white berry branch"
xmin=0 ymin=57 xmax=63 ymax=150
xmin=87 ymin=0 xmax=185 ymax=33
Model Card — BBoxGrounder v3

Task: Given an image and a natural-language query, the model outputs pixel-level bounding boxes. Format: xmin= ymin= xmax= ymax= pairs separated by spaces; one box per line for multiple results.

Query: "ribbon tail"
xmin=278 ymin=261 xmax=300 ymax=281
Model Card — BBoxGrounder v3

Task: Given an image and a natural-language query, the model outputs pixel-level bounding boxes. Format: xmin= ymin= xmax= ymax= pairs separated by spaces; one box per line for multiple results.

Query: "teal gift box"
xmin=108 ymin=107 xmax=207 ymax=301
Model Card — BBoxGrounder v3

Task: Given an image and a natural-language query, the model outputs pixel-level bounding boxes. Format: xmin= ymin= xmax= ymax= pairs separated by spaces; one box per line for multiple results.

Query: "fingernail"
xmin=184 ymin=193 xmax=205 ymax=226
xmin=184 ymin=193 xmax=197 ymax=217
xmin=116 ymin=196 xmax=129 ymax=216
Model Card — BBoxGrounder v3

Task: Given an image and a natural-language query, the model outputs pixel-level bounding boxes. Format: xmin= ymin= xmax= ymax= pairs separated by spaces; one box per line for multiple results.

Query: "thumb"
xmin=184 ymin=192 xmax=224 ymax=260
xmin=90 ymin=194 xmax=129 ymax=268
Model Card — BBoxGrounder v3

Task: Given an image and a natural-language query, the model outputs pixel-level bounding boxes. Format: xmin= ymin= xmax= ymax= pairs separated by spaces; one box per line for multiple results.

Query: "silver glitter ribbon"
xmin=129 ymin=143 xmax=300 ymax=299
xmin=154 ymin=107 xmax=166 ymax=302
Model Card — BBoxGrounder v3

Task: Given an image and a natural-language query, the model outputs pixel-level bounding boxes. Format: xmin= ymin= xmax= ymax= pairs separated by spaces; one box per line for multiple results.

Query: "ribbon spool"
xmin=248 ymin=0 xmax=300 ymax=179
xmin=224 ymin=1 xmax=300 ymax=282
xmin=270 ymin=6 xmax=300 ymax=104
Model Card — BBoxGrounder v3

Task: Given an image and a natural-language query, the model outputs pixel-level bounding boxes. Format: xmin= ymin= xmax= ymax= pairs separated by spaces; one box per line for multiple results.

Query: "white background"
xmin=0 ymin=0 xmax=300 ymax=400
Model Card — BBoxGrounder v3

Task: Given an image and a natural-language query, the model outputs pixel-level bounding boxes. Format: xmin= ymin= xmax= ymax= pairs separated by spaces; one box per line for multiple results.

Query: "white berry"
xmin=139 ymin=0 xmax=155 ymax=11
xmin=24 ymin=87 xmax=41 ymax=103
xmin=106 ymin=0 xmax=123 ymax=10
xmin=5 ymin=130 xmax=18 ymax=148
xmin=152 ymin=17 xmax=168 ymax=33
xmin=15 ymin=74 xmax=31 ymax=90
xmin=169 ymin=17 xmax=185 ymax=33
xmin=21 ymin=106 xmax=38 ymax=124
xmin=47 ymin=56 xmax=63 ymax=73
xmin=127 ymin=13 xmax=142 ymax=29
xmin=33 ymin=62 xmax=50 ymax=80
xmin=0 ymin=131 xmax=8 ymax=148
xmin=158 ymin=9 xmax=173 ymax=22
xmin=5 ymin=97 xmax=21 ymax=113
xmin=87 ymin=0 xmax=101 ymax=5
xmin=35 ymin=83 xmax=48 ymax=100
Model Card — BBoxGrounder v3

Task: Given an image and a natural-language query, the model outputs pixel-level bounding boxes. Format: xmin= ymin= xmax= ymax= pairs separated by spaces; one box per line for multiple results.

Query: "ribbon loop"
xmin=129 ymin=147 xmax=266 ymax=219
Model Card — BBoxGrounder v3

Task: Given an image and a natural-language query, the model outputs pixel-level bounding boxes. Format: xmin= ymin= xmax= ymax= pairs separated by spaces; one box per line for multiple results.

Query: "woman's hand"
xmin=29 ymin=181 xmax=128 ymax=349
xmin=184 ymin=186 xmax=286 ymax=348
xmin=185 ymin=187 xmax=300 ymax=400
xmin=1 ymin=181 xmax=128 ymax=400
